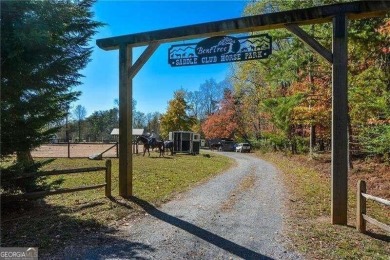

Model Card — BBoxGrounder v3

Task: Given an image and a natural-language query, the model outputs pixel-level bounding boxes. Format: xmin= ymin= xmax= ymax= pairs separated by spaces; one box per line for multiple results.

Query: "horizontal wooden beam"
xmin=128 ymin=42 xmax=160 ymax=79
xmin=285 ymin=24 xmax=333 ymax=64
xmin=362 ymin=214 xmax=390 ymax=233
xmin=97 ymin=1 xmax=390 ymax=50
xmin=362 ymin=193 xmax=390 ymax=206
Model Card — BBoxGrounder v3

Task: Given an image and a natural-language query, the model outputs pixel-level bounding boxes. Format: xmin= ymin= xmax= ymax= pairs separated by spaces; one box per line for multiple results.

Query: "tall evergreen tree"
xmin=1 ymin=0 xmax=102 ymax=164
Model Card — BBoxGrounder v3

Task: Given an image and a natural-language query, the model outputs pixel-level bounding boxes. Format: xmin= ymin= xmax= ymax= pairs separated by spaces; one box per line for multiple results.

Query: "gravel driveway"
xmin=56 ymin=152 xmax=302 ymax=260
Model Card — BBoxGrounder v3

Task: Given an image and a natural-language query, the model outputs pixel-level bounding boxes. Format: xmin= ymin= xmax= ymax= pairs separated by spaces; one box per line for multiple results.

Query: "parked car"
xmin=220 ymin=140 xmax=236 ymax=152
xmin=235 ymin=143 xmax=251 ymax=153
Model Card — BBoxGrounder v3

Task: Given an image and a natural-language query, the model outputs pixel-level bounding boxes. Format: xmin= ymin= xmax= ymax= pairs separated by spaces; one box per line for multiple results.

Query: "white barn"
xmin=110 ymin=128 xmax=145 ymax=154
xmin=110 ymin=128 xmax=145 ymax=141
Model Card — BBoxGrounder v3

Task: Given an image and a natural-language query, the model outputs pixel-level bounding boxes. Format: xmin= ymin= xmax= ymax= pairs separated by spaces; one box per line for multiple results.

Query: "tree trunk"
xmin=289 ymin=126 xmax=297 ymax=154
xmin=78 ymin=120 xmax=81 ymax=142
xmin=319 ymin=139 xmax=325 ymax=151
xmin=348 ymin=116 xmax=354 ymax=170
xmin=310 ymin=124 xmax=316 ymax=157
xmin=291 ymin=138 xmax=297 ymax=154
xmin=16 ymin=150 xmax=34 ymax=167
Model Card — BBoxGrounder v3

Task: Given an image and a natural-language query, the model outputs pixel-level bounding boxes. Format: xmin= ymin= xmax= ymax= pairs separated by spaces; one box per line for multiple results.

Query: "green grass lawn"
xmin=3 ymin=151 xmax=388 ymax=258
xmin=1 ymin=151 xmax=232 ymax=252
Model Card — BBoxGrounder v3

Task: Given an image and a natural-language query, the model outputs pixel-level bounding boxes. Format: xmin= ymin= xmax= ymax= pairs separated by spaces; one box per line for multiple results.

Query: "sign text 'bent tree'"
xmin=168 ymin=34 xmax=272 ymax=67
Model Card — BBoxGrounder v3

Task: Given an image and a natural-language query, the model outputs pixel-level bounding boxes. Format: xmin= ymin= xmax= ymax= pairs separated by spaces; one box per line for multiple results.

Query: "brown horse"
xmin=137 ymin=135 xmax=165 ymax=157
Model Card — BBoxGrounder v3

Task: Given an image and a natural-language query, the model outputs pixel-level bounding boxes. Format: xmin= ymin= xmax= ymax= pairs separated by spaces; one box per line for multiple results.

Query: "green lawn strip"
xmin=1 ymin=151 xmax=232 ymax=253
xmin=256 ymin=152 xmax=389 ymax=259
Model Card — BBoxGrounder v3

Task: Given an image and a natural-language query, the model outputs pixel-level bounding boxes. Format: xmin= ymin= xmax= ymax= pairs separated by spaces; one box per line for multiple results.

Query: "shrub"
xmin=358 ymin=124 xmax=390 ymax=162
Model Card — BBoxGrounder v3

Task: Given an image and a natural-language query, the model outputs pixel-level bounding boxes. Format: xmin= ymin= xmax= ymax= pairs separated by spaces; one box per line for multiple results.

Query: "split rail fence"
xmin=356 ymin=180 xmax=390 ymax=233
xmin=1 ymin=160 xmax=112 ymax=203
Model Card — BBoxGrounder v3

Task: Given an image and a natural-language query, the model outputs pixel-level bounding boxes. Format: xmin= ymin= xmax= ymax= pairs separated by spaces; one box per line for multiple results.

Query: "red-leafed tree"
xmin=202 ymin=90 xmax=238 ymax=139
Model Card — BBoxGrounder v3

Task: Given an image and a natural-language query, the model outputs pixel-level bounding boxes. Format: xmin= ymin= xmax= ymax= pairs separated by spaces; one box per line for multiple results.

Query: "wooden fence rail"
xmin=357 ymin=180 xmax=390 ymax=233
xmin=1 ymin=160 xmax=112 ymax=203
xmin=7 ymin=167 xmax=108 ymax=180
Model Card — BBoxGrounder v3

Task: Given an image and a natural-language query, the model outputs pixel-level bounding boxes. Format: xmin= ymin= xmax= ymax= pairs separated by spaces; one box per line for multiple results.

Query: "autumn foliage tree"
xmin=226 ymin=0 xmax=390 ymax=158
xmin=160 ymin=91 xmax=196 ymax=138
xmin=347 ymin=17 xmax=390 ymax=158
xmin=202 ymin=90 xmax=238 ymax=139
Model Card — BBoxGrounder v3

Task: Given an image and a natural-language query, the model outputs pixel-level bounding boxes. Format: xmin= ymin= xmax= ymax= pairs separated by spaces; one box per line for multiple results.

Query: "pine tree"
xmin=1 ymin=0 xmax=102 ymax=165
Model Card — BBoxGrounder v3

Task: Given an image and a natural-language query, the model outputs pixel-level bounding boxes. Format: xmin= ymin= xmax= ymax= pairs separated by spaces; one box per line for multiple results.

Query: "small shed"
xmin=110 ymin=128 xmax=145 ymax=140
xmin=110 ymin=128 xmax=119 ymax=140
xmin=110 ymin=128 xmax=145 ymax=154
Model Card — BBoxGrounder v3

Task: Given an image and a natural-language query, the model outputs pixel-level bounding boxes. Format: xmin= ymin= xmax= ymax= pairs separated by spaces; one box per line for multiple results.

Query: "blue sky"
xmin=76 ymin=0 xmax=248 ymax=116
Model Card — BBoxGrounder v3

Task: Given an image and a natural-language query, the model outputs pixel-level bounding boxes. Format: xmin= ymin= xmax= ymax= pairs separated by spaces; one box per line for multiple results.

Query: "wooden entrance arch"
xmin=96 ymin=1 xmax=390 ymax=225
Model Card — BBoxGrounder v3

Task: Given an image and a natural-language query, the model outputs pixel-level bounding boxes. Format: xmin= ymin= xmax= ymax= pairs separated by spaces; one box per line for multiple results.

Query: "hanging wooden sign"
xmin=168 ymin=34 xmax=272 ymax=67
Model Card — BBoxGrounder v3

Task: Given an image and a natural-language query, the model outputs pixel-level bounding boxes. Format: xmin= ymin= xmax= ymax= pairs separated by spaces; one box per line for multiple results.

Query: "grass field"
xmin=257 ymin=152 xmax=390 ymax=260
xmin=2 ymin=151 xmax=388 ymax=258
xmin=1 ymin=151 xmax=232 ymax=253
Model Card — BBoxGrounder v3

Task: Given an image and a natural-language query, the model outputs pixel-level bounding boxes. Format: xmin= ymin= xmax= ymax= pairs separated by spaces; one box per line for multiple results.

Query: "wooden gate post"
xmin=331 ymin=14 xmax=348 ymax=225
xmin=68 ymin=140 xmax=71 ymax=158
xmin=105 ymin=159 xmax=112 ymax=197
xmin=357 ymin=180 xmax=366 ymax=233
xmin=117 ymin=43 xmax=159 ymax=198
xmin=118 ymin=43 xmax=133 ymax=197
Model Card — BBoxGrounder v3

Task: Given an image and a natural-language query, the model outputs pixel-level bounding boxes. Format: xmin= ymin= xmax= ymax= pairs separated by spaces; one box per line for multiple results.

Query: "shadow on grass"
xmin=1 ymin=158 xmax=65 ymax=194
xmin=345 ymin=224 xmax=390 ymax=242
xmin=129 ymin=196 xmax=274 ymax=260
xmin=149 ymin=156 xmax=174 ymax=160
xmin=135 ymin=154 xmax=174 ymax=159
xmin=108 ymin=196 xmax=134 ymax=209
xmin=1 ymin=199 xmax=154 ymax=259
xmin=365 ymin=230 xmax=390 ymax=242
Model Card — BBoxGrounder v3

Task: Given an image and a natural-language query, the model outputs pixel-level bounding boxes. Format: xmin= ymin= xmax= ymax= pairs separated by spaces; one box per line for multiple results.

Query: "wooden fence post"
xmin=105 ymin=160 xmax=112 ymax=197
xmin=357 ymin=180 xmax=366 ymax=233
xmin=116 ymin=142 xmax=119 ymax=158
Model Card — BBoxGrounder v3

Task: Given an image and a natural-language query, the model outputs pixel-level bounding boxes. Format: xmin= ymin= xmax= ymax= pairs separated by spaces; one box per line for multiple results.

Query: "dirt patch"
xmin=219 ymin=171 xmax=257 ymax=212
xmin=258 ymin=152 xmax=389 ymax=259
xmin=293 ymin=153 xmax=390 ymax=200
